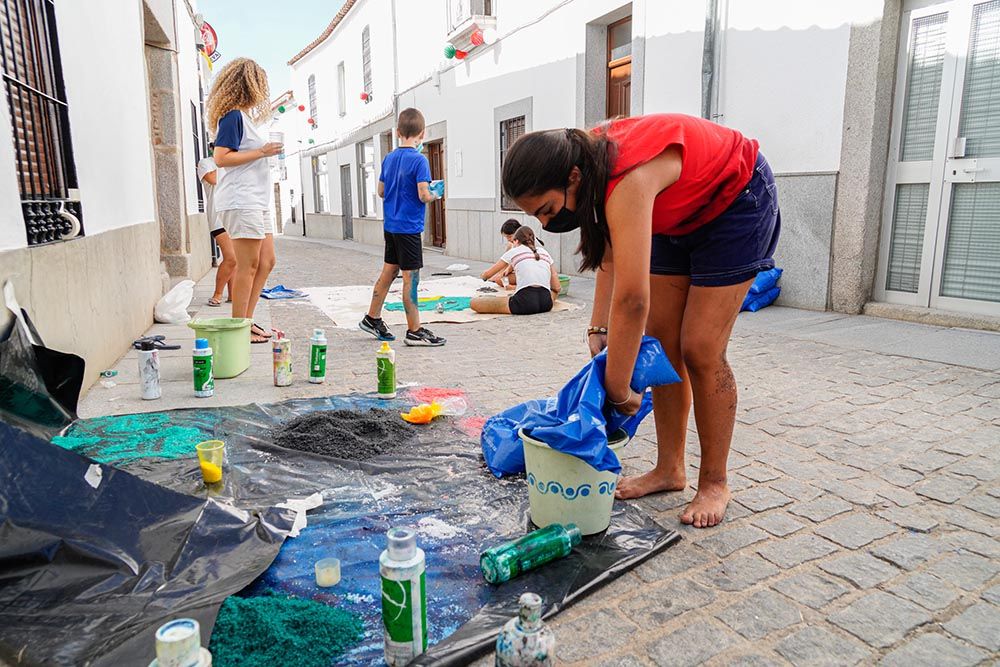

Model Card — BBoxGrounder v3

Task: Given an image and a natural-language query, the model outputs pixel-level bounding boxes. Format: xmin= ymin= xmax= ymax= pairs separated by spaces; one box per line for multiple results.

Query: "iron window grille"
xmin=361 ymin=26 xmax=371 ymax=95
xmin=1 ymin=0 xmax=82 ymax=246
xmin=499 ymin=115 xmax=525 ymax=211
xmin=308 ymin=73 xmax=318 ymax=125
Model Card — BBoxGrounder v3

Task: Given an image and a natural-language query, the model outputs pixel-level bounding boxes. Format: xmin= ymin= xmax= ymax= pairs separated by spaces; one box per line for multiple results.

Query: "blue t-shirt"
xmin=380 ymin=147 xmax=431 ymax=235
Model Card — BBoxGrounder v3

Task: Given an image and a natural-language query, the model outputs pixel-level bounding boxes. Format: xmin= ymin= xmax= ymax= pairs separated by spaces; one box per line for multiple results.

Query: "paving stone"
xmin=555 ymin=609 xmax=637 ymax=662
xmin=591 ymin=657 xmax=649 ymax=667
xmin=634 ymin=545 xmax=717 ymax=583
xmin=772 ymin=573 xmax=852 ymax=610
xmin=961 ymin=493 xmax=1000 ymax=519
xmin=875 ymin=485 xmax=923 ymax=507
xmin=769 ymin=478 xmax=822 ymax=502
xmin=888 ymin=572 xmax=961 ymax=611
xmin=724 ymin=654 xmax=784 ymax=667
xmin=879 ymin=633 xmax=988 ymax=667
xmin=715 ymin=589 xmax=803 ymax=640
xmin=828 ymin=591 xmax=932 ymax=648
xmin=983 ymin=584 xmax=1000 ymax=604
xmin=945 ymin=507 xmax=1000 ymax=538
xmin=875 ymin=506 xmax=940 ymax=533
xmin=738 ymin=465 xmax=780 ymax=483
xmin=870 ymin=535 xmax=946 ymax=570
xmin=750 ymin=511 xmax=806 ymax=537
xmin=697 ymin=554 xmax=780 ymax=592
xmin=946 ymin=456 xmax=999 ymax=482
xmin=914 ymin=475 xmax=978 ymax=504
xmin=900 ymin=450 xmax=960 ymax=473
xmin=619 ymin=579 xmax=716 ymax=627
xmin=942 ymin=602 xmax=1000 ymax=651
xmin=926 ymin=552 xmax=1000 ymax=591
xmin=735 ymin=486 xmax=793 ymax=513
xmin=819 ymin=552 xmax=900 ymax=589
xmin=647 ymin=620 xmax=742 ymax=667
xmin=815 ymin=514 xmax=897 ymax=549
xmin=775 ymin=626 xmax=872 ymax=667
xmin=789 ymin=495 xmax=853 ymax=522
xmin=877 ymin=465 xmax=924 ymax=487
xmin=757 ymin=534 xmax=839 ymax=569
xmin=696 ymin=525 xmax=769 ymax=559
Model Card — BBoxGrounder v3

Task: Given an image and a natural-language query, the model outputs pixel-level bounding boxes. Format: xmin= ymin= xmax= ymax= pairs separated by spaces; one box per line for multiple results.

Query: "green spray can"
xmin=192 ymin=338 xmax=214 ymax=398
xmin=309 ymin=328 xmax=327 ymax=384
xmin=380 ymin=527 xmax=427 ymax=665
xmin=377 ymin=341 xmax=396 ymax=399
xmin=480 ymin=523 xmax=582 ymax=584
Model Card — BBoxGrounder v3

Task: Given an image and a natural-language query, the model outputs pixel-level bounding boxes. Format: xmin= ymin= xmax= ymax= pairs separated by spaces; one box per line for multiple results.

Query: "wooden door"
xmin=607 ymin=16 xmax=632 ymax=118
xmin=426 ymin=141 xmax=446 ymax=248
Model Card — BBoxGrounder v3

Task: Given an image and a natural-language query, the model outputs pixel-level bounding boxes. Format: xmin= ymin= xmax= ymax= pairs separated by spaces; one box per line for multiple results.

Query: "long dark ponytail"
xmin=513 ymin=226 xmax=540 ymax=261
xmin=501 ymin=128 xmax=614 ymax=271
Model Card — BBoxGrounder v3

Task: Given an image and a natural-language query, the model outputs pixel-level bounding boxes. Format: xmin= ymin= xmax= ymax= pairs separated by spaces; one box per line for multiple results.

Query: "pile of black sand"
xmin=269 ymin=409 xmax=415 ymax=460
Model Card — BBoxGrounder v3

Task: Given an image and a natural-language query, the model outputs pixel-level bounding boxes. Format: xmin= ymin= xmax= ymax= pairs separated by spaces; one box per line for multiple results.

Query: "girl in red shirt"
xmin=502 ymin=114 xmax=780 ymax=528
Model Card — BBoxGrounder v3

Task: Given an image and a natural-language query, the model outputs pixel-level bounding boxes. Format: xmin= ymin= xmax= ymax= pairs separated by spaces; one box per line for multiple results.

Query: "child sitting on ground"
xmin=492 ymin=219 xmax=522 ymax=289
xmin=472 ymin=226 xmax=560 ymax=315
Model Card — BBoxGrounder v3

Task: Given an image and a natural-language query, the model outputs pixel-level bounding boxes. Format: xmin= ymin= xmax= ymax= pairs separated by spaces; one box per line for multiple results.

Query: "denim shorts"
xmin=650 ymin=152 xmax=781 ymax=287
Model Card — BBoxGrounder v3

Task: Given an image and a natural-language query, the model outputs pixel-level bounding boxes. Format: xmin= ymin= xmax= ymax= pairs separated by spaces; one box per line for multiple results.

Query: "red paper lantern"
xmin=470 ymin=29 xmax=484 ymax=46
xmin=308 ymin=117 xmax=315 ymax=124
xmin=455 ymin=49 xmax=468 ymax=59
xmin=298 ymin=104 xmax=305 ymax=112
xmin=360 ymin=91 xmax=368 ymax=101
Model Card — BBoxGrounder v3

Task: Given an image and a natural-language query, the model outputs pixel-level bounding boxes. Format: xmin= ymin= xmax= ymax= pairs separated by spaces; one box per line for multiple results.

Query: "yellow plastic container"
xmin=187 ymin=318 xmax=251 ymax=378
xmin=196 ymin=440 xmax=225 ymax=485
xmin=521 ymin=428 xmax=629 ymax=535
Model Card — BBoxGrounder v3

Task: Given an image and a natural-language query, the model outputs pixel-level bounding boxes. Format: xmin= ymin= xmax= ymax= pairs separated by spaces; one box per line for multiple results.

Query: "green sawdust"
xmin=51 ymin=412 xmax=219 ymax=464
xmin=209 ymin=595 xmax=363 ymax=667
xmin=385 ymin=296 xmax=471 ymax=312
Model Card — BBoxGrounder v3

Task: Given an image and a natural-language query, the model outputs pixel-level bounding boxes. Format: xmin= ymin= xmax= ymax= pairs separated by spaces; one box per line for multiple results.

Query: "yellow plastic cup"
xmin=195 ymin=440 xmax=225 ymax=484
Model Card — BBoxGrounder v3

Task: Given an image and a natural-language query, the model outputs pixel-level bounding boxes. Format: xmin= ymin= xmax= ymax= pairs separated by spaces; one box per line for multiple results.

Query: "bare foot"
xmin=680 ymin=481 xmax=731 ymax=528
xmin=615 ymin=469 xmax=686 ymax=500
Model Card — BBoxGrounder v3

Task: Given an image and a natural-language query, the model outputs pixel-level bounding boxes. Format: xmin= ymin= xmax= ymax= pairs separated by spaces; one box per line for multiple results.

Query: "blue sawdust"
xmin=384 ymin=296 xmax=471 ymax=312
xmin=51 ymin=411 xmax=220 ymax=464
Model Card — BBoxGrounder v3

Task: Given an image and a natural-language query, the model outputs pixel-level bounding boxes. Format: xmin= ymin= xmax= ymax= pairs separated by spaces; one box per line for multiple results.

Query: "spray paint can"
xmin=495 ymin=593 xmax=555 ymax=667
xmin=377 ymin=341 xmax=396 ymax=399
xmin=192 ymin=338 xmax=214 ymax=397
xmin=480 ymin=523 xmax=582 ymax=585
xmin=136 ymin=340 xmax=161 ymax=401
xmin=308 ymin=328 xmax=327 ymax=384
xmin=273 ymin=338 xmax=292 ymax=387
xmin=380 ymin=527 xmax=427 ymax=666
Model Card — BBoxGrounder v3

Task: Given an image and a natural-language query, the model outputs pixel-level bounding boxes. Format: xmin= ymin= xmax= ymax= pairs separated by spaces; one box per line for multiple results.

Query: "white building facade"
xmin=284 ymin=0 xmax=1000 ymax=323
xmin=0 ymin=0 xmax=216 ymax=389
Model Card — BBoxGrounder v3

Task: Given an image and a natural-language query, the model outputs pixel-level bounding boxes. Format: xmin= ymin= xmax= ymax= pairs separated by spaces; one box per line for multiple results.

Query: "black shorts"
xmin=210 ymin=227 xmax=228 ymax=239
xmin=508 ymin=286 xmax=553 ymax=315
xmin=383 ymin=231 xmax=423 ymax=270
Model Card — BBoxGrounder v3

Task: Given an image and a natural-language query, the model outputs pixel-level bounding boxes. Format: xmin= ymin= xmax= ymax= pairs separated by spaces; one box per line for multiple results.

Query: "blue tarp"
xmin=481 ymin=336 xmax=681 ymax=477
xmin=261 ymin=284 xmax=306 ymax=300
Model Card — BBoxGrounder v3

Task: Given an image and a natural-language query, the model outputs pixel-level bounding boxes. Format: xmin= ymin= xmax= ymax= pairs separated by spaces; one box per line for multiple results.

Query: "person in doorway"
xmin=206 ymin=58 xmax=282 ymax=344
xmin=501 ymin=114 xmax=780 ymax=528
xmin=358 ymin=108 xmax=446 ymax=347
xmin=472 ymin=226 xmax=560 ymax=315
xmin=197 ymin=143 xmax=236 ymax=307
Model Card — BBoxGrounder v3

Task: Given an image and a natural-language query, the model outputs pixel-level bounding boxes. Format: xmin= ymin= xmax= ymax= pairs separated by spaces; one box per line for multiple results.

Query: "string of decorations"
xmin=444 ymin=26 xmax=497 ymax=60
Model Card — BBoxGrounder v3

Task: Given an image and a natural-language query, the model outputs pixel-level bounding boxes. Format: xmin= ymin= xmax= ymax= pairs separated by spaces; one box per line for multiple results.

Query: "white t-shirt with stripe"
xmin=501 ymin=245 xmax=554 ymax=292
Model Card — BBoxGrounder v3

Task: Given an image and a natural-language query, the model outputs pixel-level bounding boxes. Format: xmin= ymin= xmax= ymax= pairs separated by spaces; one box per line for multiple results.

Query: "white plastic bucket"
xmin=520 ymin=427 xmax=629 ymax=536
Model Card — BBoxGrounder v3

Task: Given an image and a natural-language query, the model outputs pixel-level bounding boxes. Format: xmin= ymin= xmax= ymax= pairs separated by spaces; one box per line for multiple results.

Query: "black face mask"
xmin=544 ymin=187 xmax=580 ymax=234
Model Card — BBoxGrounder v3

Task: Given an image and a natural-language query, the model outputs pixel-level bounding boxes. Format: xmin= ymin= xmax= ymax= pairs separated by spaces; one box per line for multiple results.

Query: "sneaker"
xmin=405 ymin=327 xmax=446 ymax=347
xmin=359 ymin=315 xmax=395 ymax=341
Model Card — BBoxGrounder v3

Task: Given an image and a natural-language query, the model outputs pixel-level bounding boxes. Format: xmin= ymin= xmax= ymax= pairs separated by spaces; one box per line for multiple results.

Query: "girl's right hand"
xmin=588 ymin=332 xmax=608 ymax=358
xmin=260 ymin=142 xmax=283 ymax=157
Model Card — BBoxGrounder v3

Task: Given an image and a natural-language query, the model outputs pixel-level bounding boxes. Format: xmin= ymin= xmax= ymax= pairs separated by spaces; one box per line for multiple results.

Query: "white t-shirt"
xmin=213 ymin=110 xmax=270 ymax=211
xmin=501 ymin=245 xmax=554 ymax=292
xmin=197 ymin=157 xmax=222 ymax=232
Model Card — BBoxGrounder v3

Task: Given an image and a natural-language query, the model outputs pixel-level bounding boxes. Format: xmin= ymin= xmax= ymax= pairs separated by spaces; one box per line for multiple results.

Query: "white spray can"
xmin=136 ymin=340 xmax=161 ymax=400
xmin=380 ymin=527 xmax=427 ymax=666
xmin=495 ymin=593 xmax=555 ymax=667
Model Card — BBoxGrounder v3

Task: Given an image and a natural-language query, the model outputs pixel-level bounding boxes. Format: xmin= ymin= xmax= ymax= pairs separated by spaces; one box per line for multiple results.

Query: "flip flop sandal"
xmin=251 ymin=332 xmax=270 ymax=344
xmin=251 ymin=323 xmax=272 ymax=338
xmin=207 ymin=298 xmax=222 ymax=307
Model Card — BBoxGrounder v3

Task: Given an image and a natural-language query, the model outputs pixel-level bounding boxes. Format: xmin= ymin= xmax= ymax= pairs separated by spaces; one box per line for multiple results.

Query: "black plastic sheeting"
xmin=51 ymin=396 xmax=681 ymax=665
xmin=0 ymin=420 xmax=295 ymax=667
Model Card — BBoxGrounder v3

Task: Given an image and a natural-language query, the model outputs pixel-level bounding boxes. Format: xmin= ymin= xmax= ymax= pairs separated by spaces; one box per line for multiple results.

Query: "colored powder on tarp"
xmin=209 ymin=595 xmax=363 ymax=667
xmin=384 ymin=296 xmax=471 ymax=312
xmin=51 ymin=412 xmax=219 ymax=464
xmin=408 ymin=386 xmax=466 ymax=405
xmin=270 ymin=409 xmax=415 ymax=460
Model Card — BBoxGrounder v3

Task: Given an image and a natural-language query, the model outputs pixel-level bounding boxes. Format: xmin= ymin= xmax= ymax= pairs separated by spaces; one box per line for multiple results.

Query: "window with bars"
xmin=337 ymin=61 xmax=346 ymax=116
xmin=191 ymin=101 xmax=203 ymax=211
xmin=499 ymin=115 xmax=525 ymax=210
xmin=1 ymin=0 xmax=82 ymax=245
xmin=308 ymin=74 xmax=318 ymax=124
xmin=313 ymin=155 xmax=329 ymax=212
xmin=361 ymin=26 xmax=372 ymax=95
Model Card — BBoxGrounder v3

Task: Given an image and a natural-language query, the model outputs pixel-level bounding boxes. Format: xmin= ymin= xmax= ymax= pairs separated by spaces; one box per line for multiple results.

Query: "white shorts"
xmin=219 ymin=209 xmax=275 ymax=240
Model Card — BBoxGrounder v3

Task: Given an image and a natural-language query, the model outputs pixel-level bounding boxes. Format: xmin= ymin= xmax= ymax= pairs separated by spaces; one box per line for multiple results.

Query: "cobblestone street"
xmin=83 ymin=236 xmax=1000 ymax=666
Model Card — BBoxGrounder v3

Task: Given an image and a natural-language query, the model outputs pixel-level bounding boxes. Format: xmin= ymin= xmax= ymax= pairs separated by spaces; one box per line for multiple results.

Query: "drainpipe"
xmin=390 ymin=0 xmax=400 ymax=140
xmin=701 ymin=0 xmax=718 ymax=120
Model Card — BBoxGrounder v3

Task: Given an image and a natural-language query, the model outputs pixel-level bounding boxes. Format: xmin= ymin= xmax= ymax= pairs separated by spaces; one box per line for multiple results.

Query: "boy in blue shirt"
xmin=359 ymin=108 xmax=446 ymax=346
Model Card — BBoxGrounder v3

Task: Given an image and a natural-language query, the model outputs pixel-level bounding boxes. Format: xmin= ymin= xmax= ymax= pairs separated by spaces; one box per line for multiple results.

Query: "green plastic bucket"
xmin=521 ymin=427 xmax=629 ymax=535
xmin=558 ymin=274 xmax=571 ymax=297
xmin=187 ymin=318 xmax=251 ymax=379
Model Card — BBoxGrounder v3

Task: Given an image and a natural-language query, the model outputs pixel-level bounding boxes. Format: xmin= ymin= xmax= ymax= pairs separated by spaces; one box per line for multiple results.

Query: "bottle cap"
xmin=386 ymin=527 xmax=416 ymax=560
xmin=313 ymin=328 xmax=325 ymax=339
xmin=195 ymin=338 xmax=209 ymax=350
xmin=564 ymin=523 xmax=582 ymax=547
xmin=379 ymin=342 xmax=391 ymax=353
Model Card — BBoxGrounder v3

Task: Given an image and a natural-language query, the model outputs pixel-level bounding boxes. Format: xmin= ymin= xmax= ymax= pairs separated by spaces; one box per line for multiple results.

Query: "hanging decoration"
xmin=308 ymin=138 xmax=315 ymax=144
xmin=482 ymin=28 xmax=498 ymax=45
xmin=444 ymin=43 xmax=456 ymax=59
xmin=307 ymin=117 xmax=315 ymax=125
xmin=455 ymin=49 xmax=468 ymax=60
xmin=298 ymin=104 xmax=306 ymax=112
xmin=278 ymin=105 xmax=286 ymax=113
xmin=360 ymin=91 xmax=372 ymax=103
xmin=470 ymin=29 xmax=484 ymax=46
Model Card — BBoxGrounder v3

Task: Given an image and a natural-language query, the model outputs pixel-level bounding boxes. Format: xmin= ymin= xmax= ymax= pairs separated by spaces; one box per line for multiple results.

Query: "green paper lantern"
xmin=444 ymin=43 xmax=456 ymax=59
xmin=308 ymin=138 xmax=315 ymax=144
xmin=278 ymin=105 xmax=286 ymax=113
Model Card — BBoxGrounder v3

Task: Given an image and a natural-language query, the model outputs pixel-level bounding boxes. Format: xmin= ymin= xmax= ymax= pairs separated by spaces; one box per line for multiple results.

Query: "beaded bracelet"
xmin=587 ymin=326 xmax=608 ymax=336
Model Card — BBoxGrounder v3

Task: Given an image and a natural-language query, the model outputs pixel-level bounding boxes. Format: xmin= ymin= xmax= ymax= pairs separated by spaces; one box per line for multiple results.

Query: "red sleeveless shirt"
xmin=597 ymin=114 xmax=759 ymax=236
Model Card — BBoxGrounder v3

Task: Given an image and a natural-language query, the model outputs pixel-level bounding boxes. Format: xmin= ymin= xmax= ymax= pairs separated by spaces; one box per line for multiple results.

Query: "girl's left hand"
xmin=609 ymin=388 xmax=643 ymax=417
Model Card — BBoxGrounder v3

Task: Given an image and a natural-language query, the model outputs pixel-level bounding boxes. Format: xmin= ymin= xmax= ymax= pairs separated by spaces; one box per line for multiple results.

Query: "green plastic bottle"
xmin=480 ymin=523 xmax=582 ymax=584
xmin=377 ymin=341 xmax=396 ymax=399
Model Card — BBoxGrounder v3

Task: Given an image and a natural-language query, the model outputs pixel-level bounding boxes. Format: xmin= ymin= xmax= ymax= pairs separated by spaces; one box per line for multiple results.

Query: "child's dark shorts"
xmin=508 ymin=286 xmax=553 ymax=315
xmin=384 ymin=232 xmax=423 ymax=270
xmin=650 ymin=152 xmax=781 ymax=287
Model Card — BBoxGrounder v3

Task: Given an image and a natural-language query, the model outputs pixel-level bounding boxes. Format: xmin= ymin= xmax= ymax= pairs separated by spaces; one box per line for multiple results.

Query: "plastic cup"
xmin=315 ymin=557 xmax=341 ymax=587
xmin=195 ymin=440 xmax=225 ymax=485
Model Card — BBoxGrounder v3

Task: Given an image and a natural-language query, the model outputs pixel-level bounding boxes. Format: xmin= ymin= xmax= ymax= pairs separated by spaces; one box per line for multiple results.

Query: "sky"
xmin=198 ymin=0 xmax=347 ymax=94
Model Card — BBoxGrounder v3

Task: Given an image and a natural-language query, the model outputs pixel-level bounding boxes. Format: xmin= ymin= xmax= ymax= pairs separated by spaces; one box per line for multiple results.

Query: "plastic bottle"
xmin=495 ymin=593 xmax=555 ymax=667
xmin=377 ymin=341 xmax=396 ymax=399
xmin=137 ymin=340 xmax=160 ymax=400
xmin=193 ymin=338 xmax=214 ymax=397
xmin=273 ymin=338 xmax=292 ymax=387
xmin=308 ymin=328 xmax=327 ymax=384
xmin=380 ymin=527 xmax=427 ymax=666
xmin=480 ymin=523 xmax=582 ymax=585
